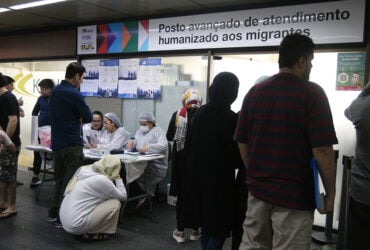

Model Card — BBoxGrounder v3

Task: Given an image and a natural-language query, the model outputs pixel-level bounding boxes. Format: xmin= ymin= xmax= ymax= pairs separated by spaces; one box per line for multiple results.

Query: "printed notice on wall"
xmin=77 ymin=25 xmax=97 ymax=54
xmin=81 ymin=60 xmax=100 ymax=96
xmin=98 ymin=59 xmax=119 ymax=97
xmin=138 ymin=58 xmax=162 ymax=99
xmin=336 ymin=52 xmax=366 ymax=91
xmin=118 ymin=59 xmax=139 ymax=98
xmin=80 ymin=58 xmax=161 ymax=99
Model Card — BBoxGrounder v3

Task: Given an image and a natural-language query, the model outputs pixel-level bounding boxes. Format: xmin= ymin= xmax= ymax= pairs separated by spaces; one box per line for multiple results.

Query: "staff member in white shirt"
xmin=89 ymin=112 xmax=130 ymax=152
xmin=82 ymin=110 xmax=105 ymax=148
xmin=126 ymin=112 xmax=168 ymax=198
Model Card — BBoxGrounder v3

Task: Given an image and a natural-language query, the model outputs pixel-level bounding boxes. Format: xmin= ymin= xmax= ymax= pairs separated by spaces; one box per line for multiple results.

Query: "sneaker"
xmin=30 ymin=177 xmax=41 ymax=188
xmin=172 ymin=229 xmax=185 ymax=243
xmin=53 ymin=218 xmax=63 ymax=229
xmin=190 ymin=229 xmax=201 ymax=241
xmin=47 ymin=216 xmax=57 ymax=222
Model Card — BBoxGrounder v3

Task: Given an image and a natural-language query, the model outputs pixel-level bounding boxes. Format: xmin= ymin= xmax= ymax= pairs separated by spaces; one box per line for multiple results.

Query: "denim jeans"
xmin=201 ymin=231 xmax=226 ymax=250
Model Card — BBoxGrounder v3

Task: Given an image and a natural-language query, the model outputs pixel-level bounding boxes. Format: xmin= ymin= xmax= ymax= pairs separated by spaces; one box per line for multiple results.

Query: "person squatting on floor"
xmin=59 ymin=155 xmax=127 ymax=241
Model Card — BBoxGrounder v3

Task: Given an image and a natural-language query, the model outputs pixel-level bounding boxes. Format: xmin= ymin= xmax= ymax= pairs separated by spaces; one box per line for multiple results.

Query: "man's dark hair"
xmin=3 ymin=75 xmax=15 ymax=84
xmin=65 ymin=62 xmax=86 ymax=79
xmin=92 ymin=110 xmax=103 ymax=121
xmin=38 ymin=78 xmax=55 ymax=89
xmin=278 ymin=34 xmax=315 ymax=68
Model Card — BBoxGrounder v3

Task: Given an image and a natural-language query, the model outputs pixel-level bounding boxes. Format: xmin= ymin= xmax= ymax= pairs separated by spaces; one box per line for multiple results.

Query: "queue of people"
xmin=0 ymin=33 xmax=367 ymax=249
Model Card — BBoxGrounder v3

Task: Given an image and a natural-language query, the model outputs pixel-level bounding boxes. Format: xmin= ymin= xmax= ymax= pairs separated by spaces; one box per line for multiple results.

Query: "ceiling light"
xmin=10 ymin=0 xmax=68 ymax=10
xmin=0 ymin=7 xmax=10 ymax=13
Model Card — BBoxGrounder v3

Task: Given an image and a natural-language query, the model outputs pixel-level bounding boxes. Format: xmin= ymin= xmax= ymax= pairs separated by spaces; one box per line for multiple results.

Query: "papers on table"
xmin=125 ymin=151 xmax=139 ymax=155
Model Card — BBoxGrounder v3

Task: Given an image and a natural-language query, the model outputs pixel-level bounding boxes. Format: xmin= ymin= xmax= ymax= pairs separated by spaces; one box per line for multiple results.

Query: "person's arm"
xmin=100 ymin=128 xmax=130 ymax=151
xmin=75 ymin=92 xmax=92 ymax=124
xmin=312 ymin=145 xmax=336 ymax=214
xmin=166 ymin=112 xmax=177 ymax=141
xmin=238 ymin=143 xmax=249 ymax=170
xmin=6 ymin=115 xmax=18 ymax=138
xmin=32 ymin=98 xmax=41 ymax=116
xmin=0 ymin=130 xmax=16 ymax=153
xmin=144 ymin=128 xmax=168 ymax=154
xmin=94 ymin=176 xmax=127 ymax=201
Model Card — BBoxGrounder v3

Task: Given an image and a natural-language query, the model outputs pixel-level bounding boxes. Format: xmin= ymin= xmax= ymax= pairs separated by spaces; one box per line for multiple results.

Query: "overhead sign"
xmin=77 ymin=0 xmax=365 ymax=54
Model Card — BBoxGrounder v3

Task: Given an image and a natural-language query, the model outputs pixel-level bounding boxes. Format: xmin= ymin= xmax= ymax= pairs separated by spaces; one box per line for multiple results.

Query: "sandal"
xmin=0 ymin=210 xmax=17 ymax=219
xmin=74 ymin=233 xmax=110 ymax=242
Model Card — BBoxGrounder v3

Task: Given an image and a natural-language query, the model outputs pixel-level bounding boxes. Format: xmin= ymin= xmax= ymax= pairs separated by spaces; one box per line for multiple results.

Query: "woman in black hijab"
xmin=184 ymin=72 xmax=244 ymax=249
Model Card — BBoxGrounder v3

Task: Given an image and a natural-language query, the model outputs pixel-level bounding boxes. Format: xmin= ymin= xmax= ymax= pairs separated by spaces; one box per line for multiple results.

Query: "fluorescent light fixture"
xmin=0 ymin=7 xmax=10 ymax=13
xmin=10 ymin=0 xmax=68 ymax=10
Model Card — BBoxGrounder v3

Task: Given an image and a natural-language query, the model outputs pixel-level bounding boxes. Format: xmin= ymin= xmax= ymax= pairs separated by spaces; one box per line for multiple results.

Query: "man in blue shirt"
xmin=30 ymin=79 xmax=55 ymax=187
xmin=48 ymin=62 xmax=92 ymax=227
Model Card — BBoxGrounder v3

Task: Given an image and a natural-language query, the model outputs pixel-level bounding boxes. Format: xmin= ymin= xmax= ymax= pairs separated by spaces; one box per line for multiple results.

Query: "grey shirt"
xmin=345 ymin=84 xmax=370 ymax=205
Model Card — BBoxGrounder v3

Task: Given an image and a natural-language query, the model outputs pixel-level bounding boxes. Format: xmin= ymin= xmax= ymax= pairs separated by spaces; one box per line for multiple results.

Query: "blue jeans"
xmin=201 ymin=232 xmax=226 ymax=250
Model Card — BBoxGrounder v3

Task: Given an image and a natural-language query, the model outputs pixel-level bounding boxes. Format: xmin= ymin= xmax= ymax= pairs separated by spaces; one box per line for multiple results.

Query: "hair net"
xmin=138 ymin=112 xmax=155 ymax=123
xmin=104 ymin=112 xmax=122 ymax=127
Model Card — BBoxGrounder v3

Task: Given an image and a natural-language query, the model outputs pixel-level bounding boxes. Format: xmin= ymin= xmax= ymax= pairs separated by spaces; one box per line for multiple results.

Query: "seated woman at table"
xmin=82 ymin=110 xmax=105 ymax=148
xmin=126 ymin=112 xmax=168 ymax=198
xmin=89 ymin=112 xmax=130 ymax=152
xmin=59 ymin=155 xmax=127 ymax=241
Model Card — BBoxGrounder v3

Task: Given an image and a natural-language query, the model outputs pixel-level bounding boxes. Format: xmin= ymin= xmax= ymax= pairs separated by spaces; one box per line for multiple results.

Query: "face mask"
xmin=140 ymin=125 xmax=150 ymax=133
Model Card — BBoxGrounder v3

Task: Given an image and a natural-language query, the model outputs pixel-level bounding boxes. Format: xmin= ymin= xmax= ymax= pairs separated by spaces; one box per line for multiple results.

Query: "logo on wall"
xmin=12 ymin=73 xmax=37 ymax=97
xmin=97 ymin=22 xmax=139 ymax=53
xmin=138 ymin=20 xmax=149 ymax=51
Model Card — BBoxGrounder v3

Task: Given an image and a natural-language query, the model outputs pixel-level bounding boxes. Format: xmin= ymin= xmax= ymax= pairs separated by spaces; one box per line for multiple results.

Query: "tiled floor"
xmin=0 ymin=168 xmax=333 ymax=249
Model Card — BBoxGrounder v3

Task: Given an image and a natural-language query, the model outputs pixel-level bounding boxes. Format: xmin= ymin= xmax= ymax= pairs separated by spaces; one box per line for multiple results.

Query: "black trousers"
xmin=32 ymin=151 xmax=42 ymax=175
xmin=346 ymin=196 xmax=370 ymax=250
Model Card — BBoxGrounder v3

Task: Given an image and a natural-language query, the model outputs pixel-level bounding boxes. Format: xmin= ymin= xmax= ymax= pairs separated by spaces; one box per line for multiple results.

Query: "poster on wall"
xmin=77 ymin=25 xmax=97 ymax=54
xmin=81 ymin=60 xmax=100 ymax=96
xmin=138 ymin=58 xmax=162 ymax=99
xmin=118 ymin=59 xmax=139 ymax=98
xmin=98 ymin=59 xmax=119 ymax=97
xmin=336 ymin=52 xmax=366 ymax=91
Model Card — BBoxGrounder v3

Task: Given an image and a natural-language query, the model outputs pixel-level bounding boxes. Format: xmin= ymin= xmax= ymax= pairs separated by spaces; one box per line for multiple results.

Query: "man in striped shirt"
xmin=234 ymin=34 xmax=338 ymax=250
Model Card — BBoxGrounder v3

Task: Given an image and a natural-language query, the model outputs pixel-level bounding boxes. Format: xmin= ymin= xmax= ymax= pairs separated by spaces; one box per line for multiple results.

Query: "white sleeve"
xmin=98 ymin=128 xmax=130 ymax=151
xmin=93 ymin=176 xmax=127 ymax=201
xmin=147 ymin=127 xmax=168 ymax=154
xmin=82 ymin=123 xmax=91 ymax=144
